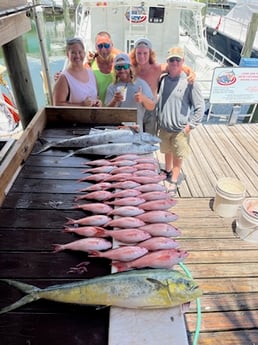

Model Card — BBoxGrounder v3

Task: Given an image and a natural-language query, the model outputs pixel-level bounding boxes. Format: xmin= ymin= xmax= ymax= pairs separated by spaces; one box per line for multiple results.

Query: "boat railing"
xmin=207 ymin=44 xmax=237 ymax=67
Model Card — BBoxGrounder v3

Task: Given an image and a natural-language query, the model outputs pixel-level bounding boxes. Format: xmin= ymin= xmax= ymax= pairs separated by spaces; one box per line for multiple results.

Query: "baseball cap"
xmin=167 ymin=47 xmax=184 ymax=60
xmin=134 ymin=38 xmax=152 ymax=49
xmin=114 ymin=53 xmax=131 ymax=66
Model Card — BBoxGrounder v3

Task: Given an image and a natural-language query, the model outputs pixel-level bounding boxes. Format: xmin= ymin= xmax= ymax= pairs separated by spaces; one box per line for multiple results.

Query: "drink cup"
xmin=116 ymin=86 xmax=127 ymax=101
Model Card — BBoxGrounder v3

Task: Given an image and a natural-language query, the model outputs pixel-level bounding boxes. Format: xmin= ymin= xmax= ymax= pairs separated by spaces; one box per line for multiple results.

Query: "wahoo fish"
xmin=0 ymin=269 xmax=202 ymax=313
xmin=62 ymin=143 xmax=159 ymax=159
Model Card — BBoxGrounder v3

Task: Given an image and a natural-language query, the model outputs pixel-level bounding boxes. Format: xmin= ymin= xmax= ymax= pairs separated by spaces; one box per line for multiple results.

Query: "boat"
xmin=205 ymin=0 xmax=258 ymax=65
xmin=74 ymin=0 xmax=226 ymax=99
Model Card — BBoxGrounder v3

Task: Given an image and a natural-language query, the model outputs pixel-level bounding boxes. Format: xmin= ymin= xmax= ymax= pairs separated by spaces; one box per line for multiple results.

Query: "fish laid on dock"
xmin=35 ymin=129 xmax=161 ymax=154
xmin=62 ymin=143 xmax=159 ymax=159
xmin=0 ymin=269 xmax=202 ymax=314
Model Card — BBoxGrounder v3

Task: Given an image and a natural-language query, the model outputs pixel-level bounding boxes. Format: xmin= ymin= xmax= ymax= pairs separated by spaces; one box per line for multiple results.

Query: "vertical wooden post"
xmin=2 ymin=36 xmax=38 ymax=129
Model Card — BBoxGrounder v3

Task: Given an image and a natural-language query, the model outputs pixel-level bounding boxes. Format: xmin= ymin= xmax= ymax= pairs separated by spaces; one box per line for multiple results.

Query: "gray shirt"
xmin=105 ymin=78 xmax=154 ymax=131
xmin=157 ymin=73 xmax=204 ymax=132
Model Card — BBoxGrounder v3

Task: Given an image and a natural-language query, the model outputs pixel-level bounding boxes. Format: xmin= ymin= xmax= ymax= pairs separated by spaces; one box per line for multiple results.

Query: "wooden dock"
xmin=0 ymin=117 xmax=257 ymax=344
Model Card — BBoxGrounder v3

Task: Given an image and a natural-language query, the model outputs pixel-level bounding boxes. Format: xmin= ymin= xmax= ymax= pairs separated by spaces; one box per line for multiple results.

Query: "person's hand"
xmin=93 ymin=99 xmax=102 ymax=107
xmin=134 ymin=86 xmax=143 ymax=103
xmin=113 ymin=90 xmax=124 ymax=103
xmin=54 ymin=71 xmax=62 ymax=82
xmin=186 ymin=70 xmax=196 ymax=84
xmin=87 ymin=51 xmax=97 ymax=65
xmin=184 ymin=124 xmax=191 ymax=134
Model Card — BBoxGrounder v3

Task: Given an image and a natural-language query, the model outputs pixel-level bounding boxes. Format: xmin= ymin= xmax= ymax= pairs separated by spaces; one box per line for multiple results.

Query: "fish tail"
xmin=0 ymin=279 xmax=41 ymax=314
xmin=52 ymin=244 xmax=63 ymax=252
xmin=111 ymin=262 xmax=128 ymax=272
xmin=63 ymin=227 xmax=73 ymax=233
xmin=87 ymin=250 xmax=101 ymax=258
xmin=65 ymin=217 xmax=76 ymax=225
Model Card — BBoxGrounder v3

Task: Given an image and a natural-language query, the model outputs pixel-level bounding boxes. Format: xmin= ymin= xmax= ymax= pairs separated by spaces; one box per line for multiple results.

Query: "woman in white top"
xmin=53 ymin=38 xmax=101 ymax=107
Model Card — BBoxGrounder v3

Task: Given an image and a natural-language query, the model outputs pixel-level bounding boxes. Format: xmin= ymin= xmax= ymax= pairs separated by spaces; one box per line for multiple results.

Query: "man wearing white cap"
xmin=156 ymin=47 xmax=204 ymax=196
xmin=130 ymin=38 xmax=196 ymax=135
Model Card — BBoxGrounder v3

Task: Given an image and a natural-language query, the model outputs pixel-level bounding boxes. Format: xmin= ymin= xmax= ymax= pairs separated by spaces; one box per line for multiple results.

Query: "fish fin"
xmin=0 ymin=279 xmax=41 ymax=315
xmin=87 ymin=250 xmax=101 ymax=257
xmin=65 ymin=217 xmax=76 ymax=225
xmin=32 ymin=138 xmax=52 ymax=154
xmin=0 ymin=279 xmax=39 ymax=294
xmin=0 ymin=294 xmax=40 ymax=315
xmin=95 ymin=305 xmax=110 ymax=310
xmin=146 ymin=278 xmax=167 ymax=290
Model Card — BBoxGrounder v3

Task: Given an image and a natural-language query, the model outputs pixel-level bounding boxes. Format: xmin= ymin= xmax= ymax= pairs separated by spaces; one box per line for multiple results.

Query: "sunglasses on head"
xmin=66 ymin=38 xmax=84 ymax=45
xmin=168 ymin=57 xmax=182 ymax=63
xmin=115 ymin=64 xmax=130 ymax=71
xmin=97 ymin=43 xmax=111 ymax=49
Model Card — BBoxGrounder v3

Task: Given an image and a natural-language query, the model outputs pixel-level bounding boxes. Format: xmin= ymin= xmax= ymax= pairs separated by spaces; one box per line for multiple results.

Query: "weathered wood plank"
xmin=188 ymin=330 xmax=258 ymax=345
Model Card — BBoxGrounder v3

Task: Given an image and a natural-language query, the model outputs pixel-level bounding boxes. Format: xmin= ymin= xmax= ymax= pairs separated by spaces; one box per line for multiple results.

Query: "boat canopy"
xmin=226 ymin=0 xmax=258 ymax=25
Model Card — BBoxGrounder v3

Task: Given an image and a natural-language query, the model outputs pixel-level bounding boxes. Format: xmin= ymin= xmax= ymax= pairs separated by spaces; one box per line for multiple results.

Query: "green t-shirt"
xmin=92 ymin=60 xmax=115 ymax=104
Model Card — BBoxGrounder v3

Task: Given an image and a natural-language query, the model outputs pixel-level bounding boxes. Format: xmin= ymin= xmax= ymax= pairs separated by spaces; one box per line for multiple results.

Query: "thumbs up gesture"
xmin=134 ymin=86 xmax=143 ymax=103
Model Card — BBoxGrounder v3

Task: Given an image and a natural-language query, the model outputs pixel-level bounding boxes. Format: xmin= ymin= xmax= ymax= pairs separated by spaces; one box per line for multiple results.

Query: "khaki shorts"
xmin=158 ymin=128 xmax=190 ymax=158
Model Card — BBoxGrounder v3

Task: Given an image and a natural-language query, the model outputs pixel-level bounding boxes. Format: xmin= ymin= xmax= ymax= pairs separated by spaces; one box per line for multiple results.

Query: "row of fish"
xmin=34 ymin=128 xmax=160 ymax=157
xmin=53 ymin=153 xmax=188 ymax=272
xmin=0 ymin=151 xmax=202 ymax=315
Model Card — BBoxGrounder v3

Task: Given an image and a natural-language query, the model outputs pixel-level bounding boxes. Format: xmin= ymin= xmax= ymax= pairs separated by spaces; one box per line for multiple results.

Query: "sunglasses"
xmin=115 ymin=64 xmax=130 ymax=71
xmin=97 ymin=43 xmax=111 ymax=49
xmin=168 ymin=57 xmax=182 ymax=63
xmin=66 ymin=37 xmax=83 ymax=45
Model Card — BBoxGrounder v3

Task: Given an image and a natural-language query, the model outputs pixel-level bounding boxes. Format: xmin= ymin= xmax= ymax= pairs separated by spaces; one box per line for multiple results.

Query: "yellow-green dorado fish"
xmin=0 ymin=269 xmax=202 ymax=314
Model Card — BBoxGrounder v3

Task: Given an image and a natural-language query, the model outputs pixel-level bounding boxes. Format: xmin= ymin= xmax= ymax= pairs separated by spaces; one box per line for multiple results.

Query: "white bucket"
xmin=213 ymin=177 xmax=246 ymax=218
xmin=236 ymin=198 xmax=258 ymax=243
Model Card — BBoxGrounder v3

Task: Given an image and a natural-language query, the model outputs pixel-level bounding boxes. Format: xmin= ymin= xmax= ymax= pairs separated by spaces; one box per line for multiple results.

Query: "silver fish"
xmin=35 ymin=130 xmax=160 ymax=154
xmin=62 ymin=143 xmax=159 ymax=159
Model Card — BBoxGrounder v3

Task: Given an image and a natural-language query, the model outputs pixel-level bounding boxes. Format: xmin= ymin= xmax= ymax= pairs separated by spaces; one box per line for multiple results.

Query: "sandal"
xmin=168 ymin=181 xmax=178 ymax=196
xmin=160 ymin=169 xmax=172 ymax=180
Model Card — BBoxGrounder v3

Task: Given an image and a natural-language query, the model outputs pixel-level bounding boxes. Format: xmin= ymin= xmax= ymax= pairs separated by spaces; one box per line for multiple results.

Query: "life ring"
xmin=2 ymin=93 xmax=20 ymax=123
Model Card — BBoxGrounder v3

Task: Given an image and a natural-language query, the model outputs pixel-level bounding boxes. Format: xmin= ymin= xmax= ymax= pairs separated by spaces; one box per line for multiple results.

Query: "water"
xmin=0 ymin=10 xmax=75 ymax=108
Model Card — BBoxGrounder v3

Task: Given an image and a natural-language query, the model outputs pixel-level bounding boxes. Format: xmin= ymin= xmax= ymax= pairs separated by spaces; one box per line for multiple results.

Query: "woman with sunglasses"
xmin=53 ymin=38 xmax=101 ymax=107
xmin=105 ymin=53 xmax=155 ymax=132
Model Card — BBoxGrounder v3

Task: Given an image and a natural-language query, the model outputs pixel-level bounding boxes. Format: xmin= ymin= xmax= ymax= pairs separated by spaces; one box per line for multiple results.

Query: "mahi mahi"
xmin=35 ymin=130 xmax=161 ymax=154
xmin=0 ymin=269 xmax=202 ymax=313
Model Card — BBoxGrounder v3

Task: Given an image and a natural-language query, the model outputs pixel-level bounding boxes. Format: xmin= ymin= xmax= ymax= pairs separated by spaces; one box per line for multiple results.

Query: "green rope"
xmin=179 ymin=262 xmax=202 ymax=345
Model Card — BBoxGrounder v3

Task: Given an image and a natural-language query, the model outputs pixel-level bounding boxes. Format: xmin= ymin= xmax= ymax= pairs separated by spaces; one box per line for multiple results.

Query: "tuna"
xmin=52 ymin=238 xmax=112 ymax=253
xmin=88 ymin=246 xmax=148 ymax=262
xmin=136 ymin=211 xmax=178 ymax=223
xmin=113 ymin=249 xmax=189 ymax=271
xmin=0 ymin=269 xmax=202 ymax=313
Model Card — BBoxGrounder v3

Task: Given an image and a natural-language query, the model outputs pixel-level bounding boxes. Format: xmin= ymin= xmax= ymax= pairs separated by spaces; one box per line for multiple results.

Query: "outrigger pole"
xmin=32 ymin=0 xmax=53 ymax=105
